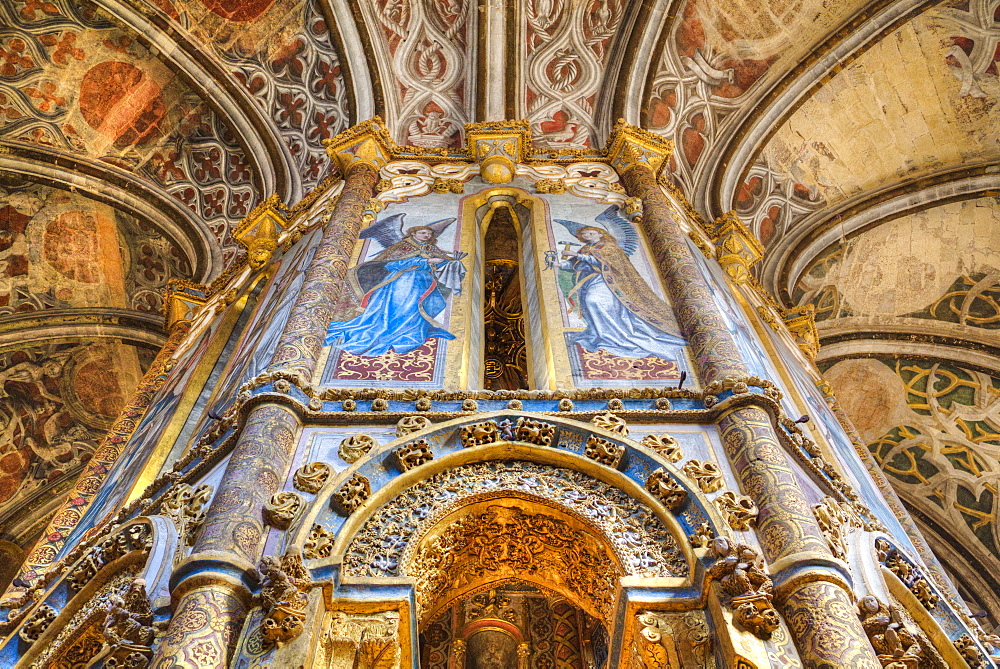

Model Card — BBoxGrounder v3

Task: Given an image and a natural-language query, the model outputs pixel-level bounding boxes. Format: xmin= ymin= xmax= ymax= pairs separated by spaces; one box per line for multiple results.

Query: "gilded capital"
xmin=465 ymin=120 xmax=530 ymax=184
xmin=233 ymin=194 xmax=288 ymax=270
xmin=323 ymin=116 xmax=394 ymax=175
xmin=164 ymin=279 xmax=207 ymax=332
xmin=782 ymin=304 xmax=821 ymax=360
xmin=605 ymin=119 xmax=674 ymax=177
xmin=714 ymin=211 xmax=764 ymax=284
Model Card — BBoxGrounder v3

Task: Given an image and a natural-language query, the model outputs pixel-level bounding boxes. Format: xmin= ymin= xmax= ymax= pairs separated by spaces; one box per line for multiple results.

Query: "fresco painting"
xmin=540 ymin=198 xmax=688 ymax=386
xmin=321 ymin=203 xmax=466 ymax=388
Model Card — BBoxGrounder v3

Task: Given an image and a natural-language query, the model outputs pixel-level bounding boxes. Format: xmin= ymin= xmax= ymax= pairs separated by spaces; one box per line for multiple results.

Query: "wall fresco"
xmin=793 ymin=197 xmax=1000 ymax=326
xmin=0 ymin=182 xmax=191 ymax=316
xmin=319 ymin=190 xmax=468 ymax=389
xmin=535 ymin=195 xmax=690 ymax=387
xmin=0 ymin=339 xmax=150 ymax=532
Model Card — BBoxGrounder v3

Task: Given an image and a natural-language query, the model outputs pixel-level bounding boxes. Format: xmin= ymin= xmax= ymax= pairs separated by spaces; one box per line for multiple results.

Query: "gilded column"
xmin=607 ymin=121 xmax=879 ymax=668
xmin=151 ymin=120 xmax=390 ymax=668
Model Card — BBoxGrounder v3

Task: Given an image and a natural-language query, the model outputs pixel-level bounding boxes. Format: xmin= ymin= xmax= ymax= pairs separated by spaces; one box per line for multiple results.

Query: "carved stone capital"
xmin=323 ymin=117 xmax=393 ymax=175
xmin=605 ymin=119 xmax=674 ymax=176
xmin=714 ymin=211 xmax=764 ymax=285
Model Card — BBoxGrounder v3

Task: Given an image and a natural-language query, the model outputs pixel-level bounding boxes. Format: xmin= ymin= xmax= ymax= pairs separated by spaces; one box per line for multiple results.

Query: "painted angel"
xmin=554 ymin=206 xmax=686 ymax=360
xmin=326 ymin=213 xmax=466 ymax=356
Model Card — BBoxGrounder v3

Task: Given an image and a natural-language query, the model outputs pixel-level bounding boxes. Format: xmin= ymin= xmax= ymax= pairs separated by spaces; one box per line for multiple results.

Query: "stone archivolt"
xmin=341 ymin=460 xmax=687 ymax=582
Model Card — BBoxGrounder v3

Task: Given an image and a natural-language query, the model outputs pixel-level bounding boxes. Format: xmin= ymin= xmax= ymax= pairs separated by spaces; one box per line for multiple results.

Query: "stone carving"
xmin=342 ymin=398 xmax=357 ymax=411
xmin=102 ymin=578 xmax=155 ymax=667
xmin=607 ymin=398 xmax=624 ymax=411
xmin=688 ymin=522 xmax=715 ymax=548
xmin=857 ymin=595 xmax=942 ymax=668
xmin=344 ymin=461 xmax=685 ymax=580
xmin=585 ymin=435 xmax=626 ymax=468
xmin=534 ymin=178 xmax=566 ymax=194
xmin=558 ymin=398 xmax=574 ymax=411
xmin=641 ymin=434 xmax=683 ymax=462
xmin=396 ymin=415 xmax=431 ymax=437
xmin=459 ymin=420 xmax=499 ymax=447
xmin=715 ymin=492 xmax=758 ymax=530
xmin=414 ymin=397 xmax=432 ymax=411
xmin=338 ymin=435 xmax=377 ymax=464
xmin=507 ymin=399 xmax=523 ymax=410
xmin=68 ymin=524 xmax=153 ymax=592
xmin=591 ymin=411 xmax=629 ymax=436
xmin=707 ymin=538 xmax=780 ymax=639
xmin=461 ymin=398 xmax=478 ymax=411
xmin=304 ymin=524 xmax=336 ymax=560
xmin=411 ymin=505 xmax=621 ymax=620
xmin=319 ymin=611 xmax=400 ymax=669
xmin=955 ymin=634 xmax=987 ymax=669
xmin=646 ymin=469 xmax=688 ymax=511
xmin=655 ymin=397 xmax=672 ymax=410
xmin=294 ymin=461 xmax=332 ymax=492
xmin=515 ymin=418 xmax=555 ymax=446
xmin=682 ymin=611 xmax=712 ymax=666
xmin=635 ymin=611 xmax=674 ymax=668
xmin=332 ymin=473 xmax=372 ymax=515
xmin=683 ymin=460 xmax=724 ymax=493
xmin=883 ymin=550 xmax=940 ymax=610
xmin=264 ymin=491 xmax=304 ymax=530
xmin=813 ymin=496 xmax=865 ymax=560
xmin=391 ymin=440 xmax=433 ymax=472
xmin=259 ymin=548 xmax=312 ymax=648
xmin=432 ymin=177 xmax=464 ymax=194
xmin=160 ymin=483 xmax=213 ymax=562
xmin=19 ymin=604 xmax=57 ymax=644
xmin=371 ymin=397 xmax=389 ymax=411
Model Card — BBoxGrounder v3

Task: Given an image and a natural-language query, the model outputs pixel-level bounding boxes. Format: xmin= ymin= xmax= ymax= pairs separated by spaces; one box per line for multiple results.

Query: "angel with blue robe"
xmin=326 ymin=214 xmax=466 ymax=356
xmin=554 ymin=206 xmax=686 ymax=360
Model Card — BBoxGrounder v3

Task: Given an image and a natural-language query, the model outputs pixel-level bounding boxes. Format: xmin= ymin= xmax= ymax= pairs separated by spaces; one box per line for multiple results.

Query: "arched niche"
xmin=288 ymin=411 xmax=736 ymax=664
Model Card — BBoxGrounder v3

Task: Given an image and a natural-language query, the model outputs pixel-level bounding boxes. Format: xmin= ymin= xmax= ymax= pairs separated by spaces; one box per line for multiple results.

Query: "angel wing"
xmin=595 ymin=205 xmax=639 ymax=255
xmin=554 ymin=218 xmax=588 ymax=237
xmin=359 ymin=213 xmax=405 ymax=249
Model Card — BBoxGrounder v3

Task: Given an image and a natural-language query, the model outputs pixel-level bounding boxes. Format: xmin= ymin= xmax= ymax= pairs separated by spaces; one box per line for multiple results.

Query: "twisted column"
xmin=152 ymin=123 xmax=386 ymax=667
xmin=609 ymin=122 xmax=879 ymax=668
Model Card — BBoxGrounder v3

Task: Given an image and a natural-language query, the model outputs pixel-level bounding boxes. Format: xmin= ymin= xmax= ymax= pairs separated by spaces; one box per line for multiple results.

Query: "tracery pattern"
xmin=0 ymin=0 xmax=254 ymax=263
xmin=520 ymin=0 xmax=626 ymax=150
xmin=342 ymin=460 xmax=686 ymax=579
xmin=361 ymin=0 xmax=473 ymax=148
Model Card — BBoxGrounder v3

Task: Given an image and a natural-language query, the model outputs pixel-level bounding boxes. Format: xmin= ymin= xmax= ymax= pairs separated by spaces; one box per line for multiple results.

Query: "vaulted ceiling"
xmin=0 ymin=0 xmax=997 ymax=619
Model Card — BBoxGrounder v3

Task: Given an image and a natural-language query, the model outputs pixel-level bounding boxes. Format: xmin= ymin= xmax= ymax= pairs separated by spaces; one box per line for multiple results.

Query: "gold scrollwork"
xmin=715 ymin=492 xmax=758 ymax=531
xmin=646 ymin=469 xmax=687 ymax=511
xmin=294 ymin=462 xmax=332 ymax=493
xmin=392 ymin=439 xmax=434 ymax=472
xmin=683 ymin=460 xmax=724 ymax=493
xmin=585 ymin=435 xmax=626 ymax=469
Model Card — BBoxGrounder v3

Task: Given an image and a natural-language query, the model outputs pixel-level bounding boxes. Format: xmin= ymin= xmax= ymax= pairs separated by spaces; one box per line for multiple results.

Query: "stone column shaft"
xmin=152 ymin=160 xmax=380 ymax=668
xmin=619 ymin=157 xmax=879 ymax=668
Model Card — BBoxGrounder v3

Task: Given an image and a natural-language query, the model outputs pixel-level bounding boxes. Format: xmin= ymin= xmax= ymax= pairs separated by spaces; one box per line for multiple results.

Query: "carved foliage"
xmin=160 ymin=483 xmax=213 ymax=562
xmin=319 ymin=611 xmax=400 ymax=668
xmin=102 ymin=577 xmax=154 ymax=665
xmin=955 ymin=634 xmax=987 ymax=669
xmin=338 ymin=435 xmax=377 ymax=464
xmin=459 ymin=420 xmax=499 ymax=447
xmin=392 ymin=439 xmax=434 ymax=471
xmin=585 ymin=435 xmax=625 ymax=468
xmin=332 ymin=473 xmax=371 ymax=515
xmin=264 ymin=491 xmax=305 ymax=530
xmin=396 ymin=415 xmax=432 ymax=437
xmin=68 ymin=524 xmax=153 ymax=592
xmin=646 ymin=469 xmax=687 ymax=511
xmin=294 ymin=462 xmax=332 ymax=493
xmin=515 ymin=417 xmax=555 ymax=446
xmin=812 ymin=496 xmax=865 ymax=560
xmin=641 ymin=433 xmax=683 ymax=462
xmin=591 ymin=411 xmax=629 ymax=436
xmin=707 ymin=538 xmax=780 ymax=639
xmin=682 ymin=460 xmax=724 ymax=493
xmin=304 ymin=523 xmax=336 ymax=560
xmin=19 ymin=604 xmax=57 ymax=644
xmin=715 ymin=492 xmax=758 ymax=531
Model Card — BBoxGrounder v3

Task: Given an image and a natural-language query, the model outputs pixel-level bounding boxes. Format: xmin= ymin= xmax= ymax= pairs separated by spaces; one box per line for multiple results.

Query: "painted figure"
xmin=326 ymin=213 xmax=466 ymax=356
xmin=554 ymin=206 xmax=685 ymax=359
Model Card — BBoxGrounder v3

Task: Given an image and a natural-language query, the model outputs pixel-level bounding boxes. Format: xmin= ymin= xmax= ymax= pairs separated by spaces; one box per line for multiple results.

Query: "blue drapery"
xmin=325 ymin=256 xmax=454 ymax=355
